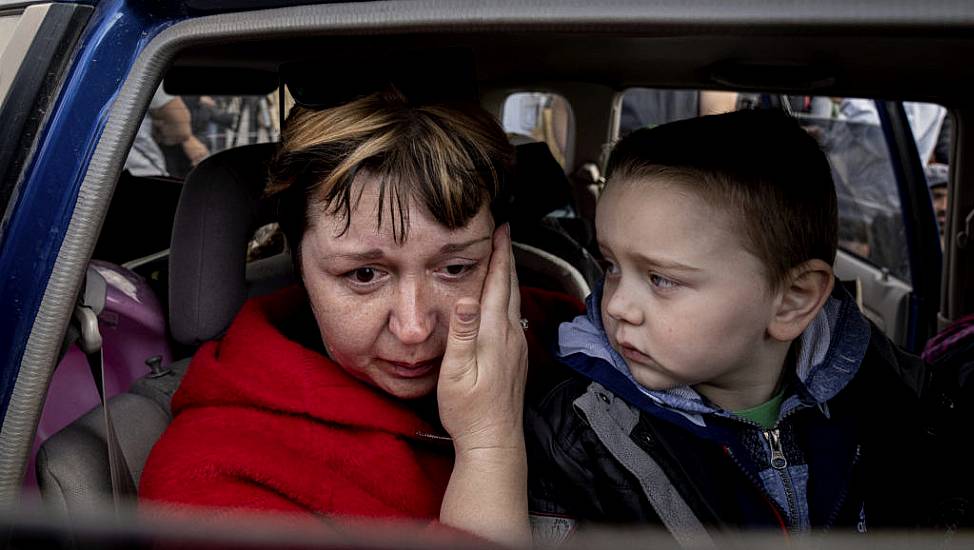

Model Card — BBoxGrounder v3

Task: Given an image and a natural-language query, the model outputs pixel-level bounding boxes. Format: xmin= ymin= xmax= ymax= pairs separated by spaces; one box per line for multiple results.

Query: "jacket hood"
xmin=172 ymin=285 xmax=443 ymax=439
xmin=143 ymin=285 xmax=455 ymax=519
xmin=557 ymin=278 xmax=871 ymax=428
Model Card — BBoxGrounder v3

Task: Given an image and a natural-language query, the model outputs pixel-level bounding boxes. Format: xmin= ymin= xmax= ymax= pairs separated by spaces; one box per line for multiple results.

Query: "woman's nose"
xmin=604 ymin=281 xmax=644 ymax=326
xmin=388 ymin=278 xmax=435 ymax=345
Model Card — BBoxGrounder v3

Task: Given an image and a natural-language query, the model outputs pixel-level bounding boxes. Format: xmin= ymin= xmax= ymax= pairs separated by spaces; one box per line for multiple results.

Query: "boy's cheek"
xmin=603 ymin=319 xmax=616 ymax=343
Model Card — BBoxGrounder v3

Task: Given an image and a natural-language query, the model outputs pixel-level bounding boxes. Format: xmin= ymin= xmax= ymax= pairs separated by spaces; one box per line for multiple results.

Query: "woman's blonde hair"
xmin=267 ymin=88 xmax=513 ymax=260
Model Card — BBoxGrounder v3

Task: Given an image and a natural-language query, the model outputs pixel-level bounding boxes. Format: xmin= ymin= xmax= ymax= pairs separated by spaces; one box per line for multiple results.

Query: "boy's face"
xmin=597 ymin=179 xmax=781 ymax=397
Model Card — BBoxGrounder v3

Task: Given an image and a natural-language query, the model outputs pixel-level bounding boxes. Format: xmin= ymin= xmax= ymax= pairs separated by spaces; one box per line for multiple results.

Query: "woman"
xmin=139 ymin=88 xmax=581 ymax=545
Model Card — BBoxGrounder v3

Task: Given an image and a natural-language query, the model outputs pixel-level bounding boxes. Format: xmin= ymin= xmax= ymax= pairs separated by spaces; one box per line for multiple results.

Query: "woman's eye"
xmin=438 ymin=263 xmax=475 ymax=279
xmin=649 ymin=273 xmax=678 ymax=289
xmin=347 ymin=267 xmax=381 ymax=284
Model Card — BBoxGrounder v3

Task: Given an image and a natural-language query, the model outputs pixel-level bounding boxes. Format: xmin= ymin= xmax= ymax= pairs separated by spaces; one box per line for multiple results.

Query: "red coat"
xmin=139 ymin=285 xmax=581 ymax=520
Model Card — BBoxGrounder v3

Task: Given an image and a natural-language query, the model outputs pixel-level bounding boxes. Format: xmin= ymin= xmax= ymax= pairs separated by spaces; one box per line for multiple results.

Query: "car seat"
xmin=36 ymin=139 xmax=592 ymax=514
xmin=568 ymin=161 xmax=601 ymax=224
xmin=508 ymin=142 xmax=602 ymax=288
xmin=36 ymin=142 xmax=287 ymax=513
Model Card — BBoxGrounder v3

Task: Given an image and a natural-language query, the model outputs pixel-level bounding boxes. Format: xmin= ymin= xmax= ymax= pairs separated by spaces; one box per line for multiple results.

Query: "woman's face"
xmin=300 ymin=175 xmax=494 ymax=400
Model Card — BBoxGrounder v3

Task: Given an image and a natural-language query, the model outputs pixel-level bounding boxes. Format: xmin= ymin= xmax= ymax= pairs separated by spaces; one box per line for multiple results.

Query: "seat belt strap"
xmin=73 ymin=293 xmax=137 ymax=510
xmin=575 ymin=383 xmax=716 ymax=548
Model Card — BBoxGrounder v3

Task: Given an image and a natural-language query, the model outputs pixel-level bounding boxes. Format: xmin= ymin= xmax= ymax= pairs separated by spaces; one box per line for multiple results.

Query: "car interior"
xmin=2 ymin=1 xmax=972 ymax=540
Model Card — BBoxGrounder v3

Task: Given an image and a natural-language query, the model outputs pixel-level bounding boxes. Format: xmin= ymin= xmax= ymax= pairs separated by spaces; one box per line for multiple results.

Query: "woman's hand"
xmin=438 ymin=223 xmax=527 ymax=451
xmin=437 ymin=224 xmax=531 ymax=547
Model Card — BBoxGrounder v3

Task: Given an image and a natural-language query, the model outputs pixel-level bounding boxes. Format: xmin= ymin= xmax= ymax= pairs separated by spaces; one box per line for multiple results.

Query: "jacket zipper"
xmin=763 ymin=428 xmax=799 ymax=528
xmin=723 ymin=404 xmax=807 ymax=533
xmin=824 ymin=444 xmax=862 ymax=530
xmin=723 ymin=445 xmax=793 ymax=534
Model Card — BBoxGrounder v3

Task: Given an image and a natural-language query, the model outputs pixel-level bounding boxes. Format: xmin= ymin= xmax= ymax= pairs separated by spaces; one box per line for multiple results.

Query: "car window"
xmin=618 ymin=88 xmax=740 ymax=136
xmin=126 ymin=85 xmax=282 ymax=179
xmin=790 ymin=97 xmax=909 ymax=280
xmin=789 ymin=97 xmax=947 ymax=282
xmin=501 ymin=91 xmax=574 ymax=169
xmin=908 ymin=103 xmax=951 ymax=244
xmin=185 ymin=94 xmax=282 ymax=162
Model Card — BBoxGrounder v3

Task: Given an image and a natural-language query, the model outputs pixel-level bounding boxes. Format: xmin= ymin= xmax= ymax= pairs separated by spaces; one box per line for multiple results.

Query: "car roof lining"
xmin=166 ymin=29 xmax=973 ymax=105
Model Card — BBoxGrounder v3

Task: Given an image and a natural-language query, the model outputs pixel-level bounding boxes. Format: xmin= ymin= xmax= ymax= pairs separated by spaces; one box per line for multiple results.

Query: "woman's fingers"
xmin=481 ymin=225 xmax=513 ymax=322
xmin=440 ymin=299 xmax=481 ymax=383
xmin=507 ymin=237 xmax=522 ymax=324
xmin=438 ymin=225 xmax=528 ymax=458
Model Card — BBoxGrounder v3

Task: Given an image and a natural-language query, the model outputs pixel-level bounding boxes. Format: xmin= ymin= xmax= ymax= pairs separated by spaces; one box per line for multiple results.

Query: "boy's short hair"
xmin=605 ymin=108 xmax=837 ymax=292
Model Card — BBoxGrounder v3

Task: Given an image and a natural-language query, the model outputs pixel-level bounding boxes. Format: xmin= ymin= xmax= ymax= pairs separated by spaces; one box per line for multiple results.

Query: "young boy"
xmin=526 ymin=109 xmax=946 ymax=543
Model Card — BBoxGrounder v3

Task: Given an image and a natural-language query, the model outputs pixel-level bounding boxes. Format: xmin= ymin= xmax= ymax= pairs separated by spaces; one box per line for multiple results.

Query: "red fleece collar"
xmin=172 ymin=286 xmax=442 ymax=439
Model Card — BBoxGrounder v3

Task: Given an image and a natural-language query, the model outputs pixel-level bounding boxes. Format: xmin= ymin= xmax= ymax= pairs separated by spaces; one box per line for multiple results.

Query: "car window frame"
xmin=0 ymin=2 xmax=92 ymax=229
xmin=3 ymin=0 xmax=974 ymax=509
xmin=876 ymin=100 xmax=943 ymax=351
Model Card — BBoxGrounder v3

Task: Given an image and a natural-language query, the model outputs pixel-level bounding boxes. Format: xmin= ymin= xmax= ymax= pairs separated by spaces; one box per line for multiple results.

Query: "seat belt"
xmin=70 ymin=267 xmax=137 ymax=511
xmin=575 ymin=383 xmax=716 ymax=548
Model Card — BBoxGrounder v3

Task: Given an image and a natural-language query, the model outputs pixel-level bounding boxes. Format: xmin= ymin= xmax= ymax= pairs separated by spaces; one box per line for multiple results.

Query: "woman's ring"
xmin=519 ymin=318 xmax=529 ymax=331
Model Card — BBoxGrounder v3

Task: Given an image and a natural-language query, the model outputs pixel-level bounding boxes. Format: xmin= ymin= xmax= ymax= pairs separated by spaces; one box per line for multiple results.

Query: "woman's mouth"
xmin=383 ymin=357 xmax=440 ymax=378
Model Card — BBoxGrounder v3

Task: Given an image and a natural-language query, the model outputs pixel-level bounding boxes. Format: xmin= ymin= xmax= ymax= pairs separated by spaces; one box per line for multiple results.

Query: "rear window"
xmin=501 ymin=91 xmax=574 ymax=169
xmin=618 ymin=88 xmax=739 ymax=136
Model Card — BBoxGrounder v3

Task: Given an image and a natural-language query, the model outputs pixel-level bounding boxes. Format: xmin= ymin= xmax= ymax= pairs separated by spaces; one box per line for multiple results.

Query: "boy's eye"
xmin=649 ymin=273 xmax=678 ymax=289
xmin=599 ymin=259 xmax=620 ymax=275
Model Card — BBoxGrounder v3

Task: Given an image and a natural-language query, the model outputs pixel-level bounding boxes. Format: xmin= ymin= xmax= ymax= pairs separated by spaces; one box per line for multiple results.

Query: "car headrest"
xmin=169 ymin=142 xmax=280 ymax=346
xmin=511 ymin=142 xmax=575 ymax=222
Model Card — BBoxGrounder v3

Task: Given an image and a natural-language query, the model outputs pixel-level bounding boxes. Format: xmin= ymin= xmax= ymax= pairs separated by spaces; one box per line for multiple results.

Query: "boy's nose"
xmin=389 ymin=278 xmax=435 ymax=345
xmin=604 ymin=286 xmax=644 ymax=326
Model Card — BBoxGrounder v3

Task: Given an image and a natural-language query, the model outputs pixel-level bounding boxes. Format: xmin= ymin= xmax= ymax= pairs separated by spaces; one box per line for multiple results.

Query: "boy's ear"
xmin=768 ymin=259 xmax=834 ymax=342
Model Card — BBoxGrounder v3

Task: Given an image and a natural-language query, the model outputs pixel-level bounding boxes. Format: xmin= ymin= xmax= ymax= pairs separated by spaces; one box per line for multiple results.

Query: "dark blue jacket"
xmin=527 ymin=282 xmax=952 ymax=539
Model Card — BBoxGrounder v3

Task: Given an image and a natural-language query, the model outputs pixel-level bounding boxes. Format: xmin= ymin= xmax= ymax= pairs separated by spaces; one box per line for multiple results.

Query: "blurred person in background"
xmin=619 ymin=89 xmax=739 ymax=136
xmin=124 ymin=88 xmax=209 ymax=177
xmin=926 ymin=163 xmax=949 ymax=241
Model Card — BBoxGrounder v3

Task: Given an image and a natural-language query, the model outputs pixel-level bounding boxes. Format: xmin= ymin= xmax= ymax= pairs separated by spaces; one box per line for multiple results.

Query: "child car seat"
xmin=25 ymin=260 xmax=173 ymax=501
